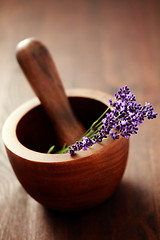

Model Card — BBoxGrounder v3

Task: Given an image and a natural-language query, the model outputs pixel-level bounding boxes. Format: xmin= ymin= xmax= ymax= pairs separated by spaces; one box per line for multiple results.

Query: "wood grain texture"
xmin=0 ymin=0 xmax=160 ymax=239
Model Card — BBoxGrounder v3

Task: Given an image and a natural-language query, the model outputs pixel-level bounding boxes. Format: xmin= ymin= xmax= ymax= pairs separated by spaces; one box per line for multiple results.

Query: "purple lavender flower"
xmin=67 ymin=86 xmax=158 ymax=155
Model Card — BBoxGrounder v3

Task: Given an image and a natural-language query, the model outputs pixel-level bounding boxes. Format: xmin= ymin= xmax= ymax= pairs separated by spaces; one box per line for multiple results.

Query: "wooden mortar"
xmin=2 ymin=39 xmax=129 ymax=211
xmin=2 ymin=89 xmax=129 ymax=211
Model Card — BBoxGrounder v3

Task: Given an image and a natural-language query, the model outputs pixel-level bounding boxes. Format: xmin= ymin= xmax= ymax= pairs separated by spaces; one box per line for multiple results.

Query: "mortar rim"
xmin=2 ymin=88 xmax=127 ymax=163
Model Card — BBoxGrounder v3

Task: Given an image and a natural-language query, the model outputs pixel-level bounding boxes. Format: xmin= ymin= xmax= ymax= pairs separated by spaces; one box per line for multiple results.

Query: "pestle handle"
xmin=16 ymin=38 xmax=85 ymax=147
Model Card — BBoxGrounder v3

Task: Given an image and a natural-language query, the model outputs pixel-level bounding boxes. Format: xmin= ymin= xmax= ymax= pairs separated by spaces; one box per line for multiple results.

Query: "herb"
xmin=47 ymin=145 xmax=55 ymax=154
xmin=48 ymin=86 xmax=157 ymax=155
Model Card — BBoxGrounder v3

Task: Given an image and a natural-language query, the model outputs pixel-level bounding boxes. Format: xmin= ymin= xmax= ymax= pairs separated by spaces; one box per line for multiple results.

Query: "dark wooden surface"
xmin=0 ymin=0 xmax=160 ymax=239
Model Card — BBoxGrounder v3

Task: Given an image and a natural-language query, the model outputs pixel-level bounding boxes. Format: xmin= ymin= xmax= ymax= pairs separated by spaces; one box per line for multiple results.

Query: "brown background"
xmin=0 ymin=0 xmax=160 ymax=239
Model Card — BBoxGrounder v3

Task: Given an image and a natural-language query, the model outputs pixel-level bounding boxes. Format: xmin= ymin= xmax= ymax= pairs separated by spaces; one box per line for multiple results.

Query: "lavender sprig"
xmin=48 ymin=86 xmax=158 ymax=155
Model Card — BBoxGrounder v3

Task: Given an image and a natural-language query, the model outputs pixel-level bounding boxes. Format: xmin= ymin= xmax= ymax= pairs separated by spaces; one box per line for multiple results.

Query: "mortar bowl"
xmin=2 ymin=89 xmax=129 ymax=211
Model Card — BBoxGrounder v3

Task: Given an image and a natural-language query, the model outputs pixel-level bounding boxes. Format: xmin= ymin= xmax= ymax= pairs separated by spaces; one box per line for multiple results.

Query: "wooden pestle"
xmin=16 ymin=38 xmax=85 ymax=147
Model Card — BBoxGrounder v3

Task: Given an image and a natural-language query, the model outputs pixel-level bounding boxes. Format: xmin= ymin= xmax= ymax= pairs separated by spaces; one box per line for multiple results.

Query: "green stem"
xmin=48 ymin=104 xmax=112 ymax=154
